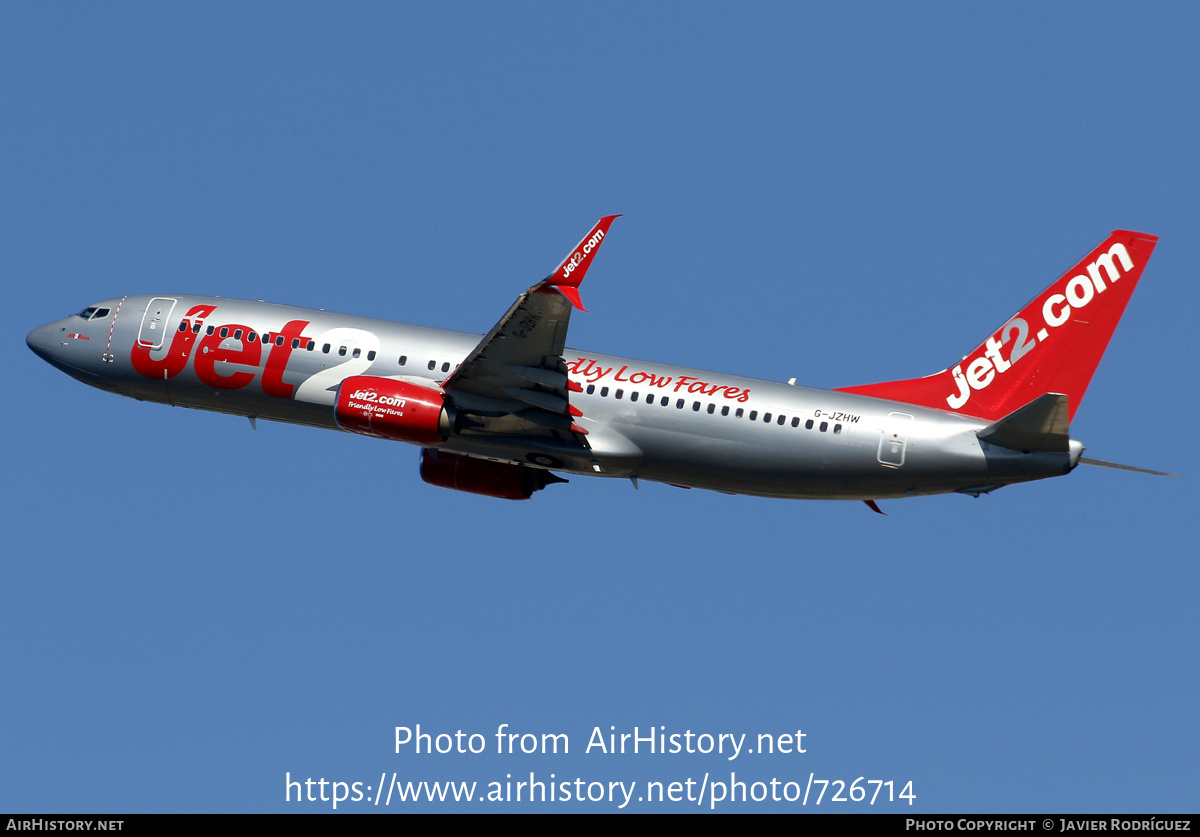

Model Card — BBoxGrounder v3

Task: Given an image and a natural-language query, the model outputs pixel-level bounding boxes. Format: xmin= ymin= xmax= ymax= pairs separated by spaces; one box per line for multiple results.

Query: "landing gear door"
xmin=877 ymin=411 xmax=913 ymax=468
xmin=137 ymin=297 xmax=177 ymax=350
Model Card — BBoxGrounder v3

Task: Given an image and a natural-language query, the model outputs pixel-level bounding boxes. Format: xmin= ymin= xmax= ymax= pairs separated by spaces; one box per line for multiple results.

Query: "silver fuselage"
xmin=27 ymin=294 xmax=1074 ymax=500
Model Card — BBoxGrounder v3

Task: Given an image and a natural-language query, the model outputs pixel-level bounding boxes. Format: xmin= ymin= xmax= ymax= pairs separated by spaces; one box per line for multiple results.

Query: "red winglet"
xmin=567 ymin=404 xmax=583 ymax=418
xmin=557 ymin=285 xmax=585 ymax=311
xmin=544 ymin=215 xmax=620 ymax=312
xmin=566 ymin=379 xmax=583 ymax=393
xmin=569 ymin=422 xmax=589 ymax=436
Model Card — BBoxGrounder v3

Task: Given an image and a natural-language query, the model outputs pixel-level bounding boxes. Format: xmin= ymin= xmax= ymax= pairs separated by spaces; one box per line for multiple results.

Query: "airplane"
xmin=26 ymin=218 xmax=1174 ymax=508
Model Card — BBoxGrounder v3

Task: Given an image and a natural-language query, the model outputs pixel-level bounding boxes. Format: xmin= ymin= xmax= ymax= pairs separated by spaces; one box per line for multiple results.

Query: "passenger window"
xmin=631 ymin=392 xmax=639 ymax=402
xmin=291 ymin=338 xmax=300 ymax=349
xmin=339 ymin=346 xmax=348 ymax=357
xmin=399 ymin=355 xmax=407 ymax=365
xmin=178 ymin=322 xmax=187 ymax=332
xmin=707 ymin=404 xmax=715 ymax=414
xmin=600 ymin=387 xmax=609 ymax=397
xmin=749 ymin=411 xmax=758 ymax=421
xmin=220 ymin=327 xmax=229 ymax=338
xmin=834 ymin=423 xmax=842 ymax=434
xmin=735 ymin=408 xmax=744 ymax=418
xmin=352 ymin=348 xmax=361 ymax=359
xmin=247 ymin=331 xmax=256 ymax=342
xmin=820 ymin=421 xmax=828 ymax=432
xmin=587 ymin=384 xmax=596 ymax=395
xmin=763 ymin=412 xmax=771 ymax=422
xmin=307 ymin=340 xmax=316 ymax=351
xmin=676 ymin=399 xmax=684 ymax=409
xmin=806 ymin=419 xmax=814 ymax=429
xmin=721 ymin=406 xmax=730 ymax=416
xmin=323 ymin=343 xmax=331 ymax=354
xmin=193 ymin=322 xmax=202 ymax=334
xmin=234 ymin=329 xmax=243 ymax=340
xmin=207 ymin=326 xmax=215 ymax=335
xmin=692 ymin=402 xmax=700 ymax=411
xmin=276 ymin=336 xmax=285 ymax=346
xmin=661 ymin=396 xmax=669 ymax=406
xmin=777 ymin=415 xmax=785 ymax=425
xmin=791 ymin=417 xmax=800 ymax=427
xmin=427 ymin=360 xmax=436 ymax=370
xmin=615 ymin=389 xmax=623 ymax=399
xmin=367 ymin=350 xmax=376 ymax=361
xmin=441 ymin=362 xmax=450 ymax=372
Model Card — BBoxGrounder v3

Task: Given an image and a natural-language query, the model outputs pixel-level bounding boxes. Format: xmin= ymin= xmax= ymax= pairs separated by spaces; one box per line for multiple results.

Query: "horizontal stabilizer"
xmin=1079 ymin=457 xmax=1179 ymax=477
xmin=977 ymin=393 xmax=1070 ymax=453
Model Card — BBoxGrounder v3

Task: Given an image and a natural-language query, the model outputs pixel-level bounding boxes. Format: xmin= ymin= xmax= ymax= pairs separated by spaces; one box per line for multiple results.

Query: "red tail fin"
xmin=835 ymin=231 xmax=1158 ymax=422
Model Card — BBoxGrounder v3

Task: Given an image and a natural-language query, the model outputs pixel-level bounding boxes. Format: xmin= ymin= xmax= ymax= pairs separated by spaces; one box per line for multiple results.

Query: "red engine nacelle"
xmin=419 ymin=449 xmax=566 ymax=500
xmin=335 ymin=376 xmax=451 ymax=446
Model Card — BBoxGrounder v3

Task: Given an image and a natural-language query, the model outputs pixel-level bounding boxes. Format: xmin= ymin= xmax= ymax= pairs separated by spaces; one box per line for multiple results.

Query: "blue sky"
xmin=4 ymin=3 xmax=1197 ymax=812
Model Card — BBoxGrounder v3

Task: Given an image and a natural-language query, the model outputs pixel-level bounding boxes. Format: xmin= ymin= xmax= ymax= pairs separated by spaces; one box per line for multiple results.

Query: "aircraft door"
xmin=877 ymin=411 xmax=913 ymax=468
xmin=137 ymin=297 xmax=176 ymax=350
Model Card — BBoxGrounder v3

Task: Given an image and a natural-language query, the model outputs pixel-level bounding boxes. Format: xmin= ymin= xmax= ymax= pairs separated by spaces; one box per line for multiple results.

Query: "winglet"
xmin=540 ymin=215 xmax=621 ymax=311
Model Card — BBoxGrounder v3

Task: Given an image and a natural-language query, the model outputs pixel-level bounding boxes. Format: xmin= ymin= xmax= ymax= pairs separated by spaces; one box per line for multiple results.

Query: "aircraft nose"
xmin=26 ymin=321 xmax=61 ymax=363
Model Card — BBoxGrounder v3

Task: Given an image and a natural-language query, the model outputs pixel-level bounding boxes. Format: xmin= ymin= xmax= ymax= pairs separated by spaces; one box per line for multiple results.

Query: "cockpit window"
xmin=76 ymin=306 xmax=110 ymax=321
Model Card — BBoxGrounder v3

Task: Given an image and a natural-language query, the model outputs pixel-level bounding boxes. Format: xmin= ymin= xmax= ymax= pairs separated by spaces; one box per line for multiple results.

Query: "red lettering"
xmin=261 ymin=320 xmax=312 ymax=398
xmin=613 ymin=365 xmax=630 ymax=382
xmin=130 ymin=304 xmax=215 ymax=380
xmin=573 ymin=359 xmax=599 ymax=380
xmin=193 ymin=323 xmax=261 ymax=389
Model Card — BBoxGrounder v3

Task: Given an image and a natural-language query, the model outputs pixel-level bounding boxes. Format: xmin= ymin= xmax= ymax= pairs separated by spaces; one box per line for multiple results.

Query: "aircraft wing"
xmin=441 ymin=216 xmax=619 ymax=443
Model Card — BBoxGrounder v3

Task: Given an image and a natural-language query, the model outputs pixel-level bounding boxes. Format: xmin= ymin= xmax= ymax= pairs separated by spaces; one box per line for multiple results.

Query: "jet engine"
xmin=419 ymin=449 xmax=567 ymax=500
xmin=334 ymin=376 xmax=452 ymax=446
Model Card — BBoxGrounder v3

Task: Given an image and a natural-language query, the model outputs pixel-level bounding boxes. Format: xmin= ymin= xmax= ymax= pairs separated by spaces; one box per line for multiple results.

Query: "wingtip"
xmin=556 ymin=285 xmax=587 ymax=312
xmin=542 ymin=215 xmax=621 ymax=311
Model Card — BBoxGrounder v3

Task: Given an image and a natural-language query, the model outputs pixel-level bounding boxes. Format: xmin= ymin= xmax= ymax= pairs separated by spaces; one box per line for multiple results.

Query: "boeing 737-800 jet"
xmin=27 ymin=218 xmax=1171 ymax=505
